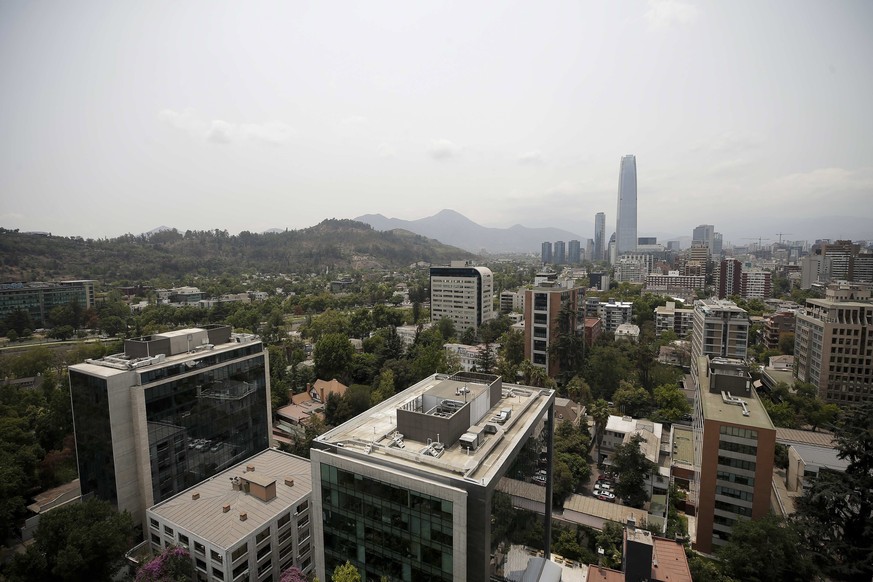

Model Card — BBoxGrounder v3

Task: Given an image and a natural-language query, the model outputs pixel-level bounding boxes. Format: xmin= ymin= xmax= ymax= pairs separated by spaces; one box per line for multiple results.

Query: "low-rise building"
xmin=145 ymin=449 xmax=314 ymax=582
xmin=615 ymin=323 xmax=640 ymax=343
xmin=645 ymin=272 xmax=705 ymax=295
xmin=762 ymin=311 xmax=796 ymax=349
xmin=444 ymin=342 xmax=500 ymax=372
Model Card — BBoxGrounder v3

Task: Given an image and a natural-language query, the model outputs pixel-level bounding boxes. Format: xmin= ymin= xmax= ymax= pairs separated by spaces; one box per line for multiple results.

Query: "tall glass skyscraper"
xmin=616 ymin=155 xmax=637 ymax=256
xmin=594 ymin=212 xmax=606 ymax=262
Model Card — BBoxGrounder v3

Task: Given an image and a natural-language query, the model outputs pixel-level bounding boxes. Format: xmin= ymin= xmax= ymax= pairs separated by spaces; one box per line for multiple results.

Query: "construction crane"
xmin=775 ymin=232 xmax=792 ymax=244
xmin=742 ymin=237 xmax=771 ymax=248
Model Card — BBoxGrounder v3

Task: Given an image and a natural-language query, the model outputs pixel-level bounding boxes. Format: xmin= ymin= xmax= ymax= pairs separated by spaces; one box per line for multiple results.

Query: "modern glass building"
xmin=311 ymin=372 xmax=556 ymax=581
xmin=0 ymin=280 xmax=95 ymax=327
xmin=594 ymin=212 xmax=606 ymax=262
xmin=616 ymin=155 xmax=638 ymax=256
xmin=69 ymin=325 xmax=271 ymax=524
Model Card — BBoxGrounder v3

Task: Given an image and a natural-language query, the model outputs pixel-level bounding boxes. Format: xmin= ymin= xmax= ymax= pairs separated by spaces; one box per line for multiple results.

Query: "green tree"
xmin=313 ymin=333 xmax=354 ymax=383
xmin=718 ymin=514 xmax=815 ymax=582
xmin=584 ymin=344 xmax=631 ymax=399
xmin=611 ymin=434 xmax=655 ymax=507
xmin=6 ymin=498 xmax=134 ymax=582
xmin=564 ymin=375 xmax=593 ymax=405
xmin=590 ymin=398 xmax=610 ymax=465
xmin=612 ymin=381 xmax=652 ymax=418
xmin=595 ymin=521 xmax=624 ymax=569
xmin=653 ymin=382 xmax=691 ymax=423
xmin=793 ymin=401 xmax=873 ymax=581
xmin=370 ymin=369 xmax=395 ymax=406
xmin=475 ymin=341 xmax=495 ymax=374
xmin=778 ymin=332 xmax=795 ymax=355
xmin=331 ymin=561 xmax=362 ymax=582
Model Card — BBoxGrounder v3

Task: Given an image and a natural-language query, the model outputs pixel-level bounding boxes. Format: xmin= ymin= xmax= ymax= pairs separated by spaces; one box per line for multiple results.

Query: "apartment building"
xmin=690 ymin=300 xmax=749 ymax=382
xmin=794 ymin=283 xmax=873 ymax=403
xmin=429 ymin=262 xmax=494 ymax=333
xmin=645 ymin=272 xmax=704 ymax=295
xmin=654 ymin=302 xmax=694 ymax=338
xmin=499 ymin=290 xmax=524 ymax=314
xmin=762 ymin=311 xmax=796 ymax=350
xmin=443 ymin=342 xmax=500 ymax=372
xmin=585 ymin=299 xmax=634 ymax=333
xmin=717 ymin=259 xmax=741 ymax=299
xmin=146 ymin=449 xmax=313 ymax=582
xmin=310 ymin=372 xmax=556 ymax=581
xmin=692 ymin=357 xmax=775 ymax=553
xmin=740 ymin=270 xmax=772 ymax=299
xmin=68 ymin=326 xmax=271 ymax=523
xmin=524 ymin=285 xmax=582 ymax=378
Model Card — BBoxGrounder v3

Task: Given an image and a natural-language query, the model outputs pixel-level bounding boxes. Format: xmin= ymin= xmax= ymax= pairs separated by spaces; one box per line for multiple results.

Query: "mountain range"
xmin=354 ymin=209 xmax=587 ymax=254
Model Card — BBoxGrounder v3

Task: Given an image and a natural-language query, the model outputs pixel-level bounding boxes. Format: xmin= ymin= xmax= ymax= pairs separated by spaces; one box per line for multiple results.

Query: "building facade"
xmin=429 ymin=262 xmax=494 ymax=333
xmin=717 ymin=259 xmax=741 ymax=299
xmin=0 ymin=280 xmax=95 ymax=328
xmin=568 ymin=239 xmax=582 ymax=265
xmin=654 ymin=302 xmax=694 ymax=338
xmin=524 ymin=285 xmax=582 ymax=378
xmin=310 ymin=372 xmax=555 ymax=582
xmin=616 ymin=155 xmax=638 ymax=256
xmin=553 ymin=241 xmax=566 ymax=265
xmin=541 ymin=242 xmax=553 ymax=264
xmin=690 ymin=300 xmax=749 ymax=381
xmin=69 ymin=326 xmax=271 ymax=523
xmin=145 ymin=449 xmax=313 ymax=582
xmin=692 ymin=357 xmax=775 ymax=553
xmin=594 ymin=212 xmax=607 ymax=262
xmin=645 ymin=273 xmax=705 ymax=295
xmin=740 ymin=270 xmax=772 ymax=299
xmin=794 ymin=284 xmax=873 ymax=403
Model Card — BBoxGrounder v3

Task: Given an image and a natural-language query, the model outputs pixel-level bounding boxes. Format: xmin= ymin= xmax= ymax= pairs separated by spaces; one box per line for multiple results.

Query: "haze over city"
xmin=2 ymin=1 xmax=872 ymax=243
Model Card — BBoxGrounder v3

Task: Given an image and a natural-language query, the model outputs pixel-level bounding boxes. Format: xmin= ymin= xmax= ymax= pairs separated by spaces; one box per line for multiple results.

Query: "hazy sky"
xmin=2 ymin=1 xmax=872 ymax=245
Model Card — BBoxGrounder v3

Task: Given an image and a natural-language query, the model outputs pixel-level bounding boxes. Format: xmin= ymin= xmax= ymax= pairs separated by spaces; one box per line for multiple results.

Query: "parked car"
xmin=594 ymin=482 xmax=612 ymax=492
xmin=532 ymin=475 xmax=547 ymax=486
xmin=595 ymin=491 xmax=616 ymax=502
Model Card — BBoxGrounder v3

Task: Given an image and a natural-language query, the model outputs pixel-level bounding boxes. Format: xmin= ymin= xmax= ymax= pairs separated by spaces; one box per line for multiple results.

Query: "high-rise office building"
xmin=524 ymin=285 xmax=582 ymax=378
xmin=568 ymin=239 xmax=581 ymax=264
xmin=310 ymin=372 xmax=556 ymax=581
xmin=616 ymin=155 xmax=638 ymax=256
xmin=541 ymin=241 xmax=553 ymax=264
xmin=430 ymin=262 xmax=494 ymax=333
xmin=690 ymin=299 xmax=749 ymax=381
xmin=712 ymin=233 xmax=723 ymax=258
xmin=794 ymin=283 xmax=873 ymax=403
xmin=594 ymin=212 xmax=606 ymax=262
xmin=553 ymin=240 xmax=566 ymax=265
xmin=692 ymin=225 xmax=715 ymax=253
xmin=68 ymin=326 xmax=272 ymax=523
xmin=692 ymin=357 xmax=775 ymax=553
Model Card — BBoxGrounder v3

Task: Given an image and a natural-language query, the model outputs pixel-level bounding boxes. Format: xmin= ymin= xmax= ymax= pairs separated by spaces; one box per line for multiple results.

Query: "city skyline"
xmin=1 ymin=1 xmax=872 ymax=242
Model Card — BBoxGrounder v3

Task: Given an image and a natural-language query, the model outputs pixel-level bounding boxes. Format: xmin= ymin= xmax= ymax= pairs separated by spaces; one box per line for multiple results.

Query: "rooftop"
xmin=671 ymin=426 xmax=694 ymax=466
xmin=698 ymin=358 xmax=774 ymax=430
xmin=315 ymin=373 xmax=554 ymax=487
xmin=148 ymin=449 xmax=311 ymax=550
xmin=775 ymin=428 xmax=836 ymax=448
xmin=651 ymin=537 xmax=693 ymax=582
xmin=791 ymin=443 xmax=850 ymax=472
xmin=563 ymin=494 xmax=648 ymax=525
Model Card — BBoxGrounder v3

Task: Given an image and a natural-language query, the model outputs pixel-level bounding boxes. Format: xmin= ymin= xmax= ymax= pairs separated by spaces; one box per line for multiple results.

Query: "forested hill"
xmin=0 ymin=220 xmax=476 ymax=282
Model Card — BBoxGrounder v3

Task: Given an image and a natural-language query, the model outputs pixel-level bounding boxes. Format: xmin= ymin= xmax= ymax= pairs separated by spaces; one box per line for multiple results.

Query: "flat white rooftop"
xmin=316 ymin=374 xmax=555 ymax=487
xmin=148 ymin=449 xmax=311 ymax=550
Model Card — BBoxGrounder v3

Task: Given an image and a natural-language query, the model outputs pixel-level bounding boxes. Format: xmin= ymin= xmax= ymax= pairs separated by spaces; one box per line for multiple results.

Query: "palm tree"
xmin=590 ymin=398 xmax=610 ymax=466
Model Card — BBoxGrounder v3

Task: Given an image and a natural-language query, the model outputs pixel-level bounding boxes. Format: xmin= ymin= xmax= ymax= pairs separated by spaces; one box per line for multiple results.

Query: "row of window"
xmin=719 ymin=425 xmax=757 ymax=440
xmin=718 ymin=440 xmax=758 ymax=457
xmin=717 ymin=456 xmax=756 ymax=472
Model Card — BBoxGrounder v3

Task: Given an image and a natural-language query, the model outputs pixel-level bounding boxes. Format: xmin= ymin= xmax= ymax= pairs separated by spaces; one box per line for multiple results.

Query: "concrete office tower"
xmin=310 ymin=372 xmax=556 ymax=581
xmin=541 ymin=241 xmax=553 ymax=264
xmin=68 ymin=326 xmax=272 ymax=523
xmin=553 ymin=240 xmax=566 ymax=265
xmin=692 ymin=357 xmax=775 ymax=554
xmin=794 ymin=283 xmax=873 ymax=403
xmin=0 ymin=279 xmax=96 ymax=328
xmin=616 ymin=155 xmax=638 ymax=256
xmin=430 ymin=262 xmax=494 ymax=333
xmin=568 ymin=240 xmax=581 ymax=264
xmin=712 ymin=233 xmax=723 ymax=258
xmin=594 ymin=212 xmax=606 ymax=262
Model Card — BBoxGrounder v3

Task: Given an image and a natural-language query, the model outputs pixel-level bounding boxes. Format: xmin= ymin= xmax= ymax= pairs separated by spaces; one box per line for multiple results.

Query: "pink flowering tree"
xmin=135 ymin=545 xmax=193 ymax=582
xmin=280 ymin=566 xmax=309 ymax=582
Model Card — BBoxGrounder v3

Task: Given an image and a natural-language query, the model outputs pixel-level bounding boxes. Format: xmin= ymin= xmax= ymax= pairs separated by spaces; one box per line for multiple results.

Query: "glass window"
xmin=231 ymin=545 xmax=247 ymax=563
xmin=178 ymin=533 xmax=189 ymax=546
xmin=194 ymin=541 xmax=205 ymax=555
xmin=211 ymin=549 xmax=223 ymax=564
xmin=255 ymin=528 xmax=270 ymax=544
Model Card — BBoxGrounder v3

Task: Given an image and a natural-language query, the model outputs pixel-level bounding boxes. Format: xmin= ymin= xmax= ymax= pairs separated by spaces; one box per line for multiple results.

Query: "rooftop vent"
xmin=284 ymin=478 xmax=295 ymax=487
xmin=192 ymin=493 xmax=200 ymax=500
xmin=239 ymin=512 xmax=247 ymax=521
xmin=222 ymin=504 xmax=231 ymax=513
xmin=246 ymin=465 xmax=255 ymax=472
